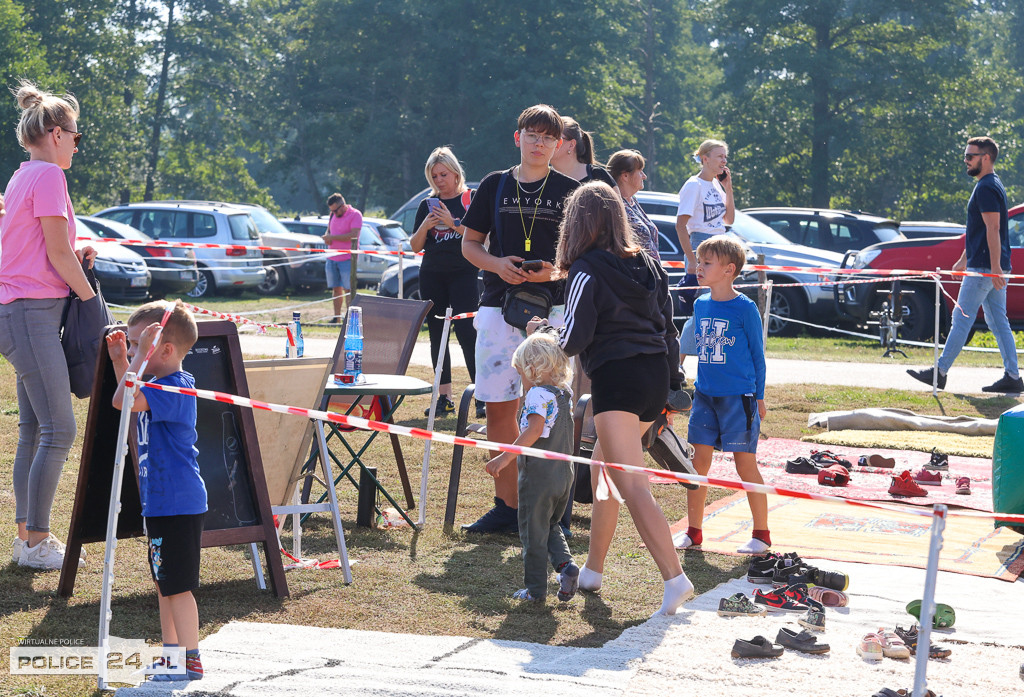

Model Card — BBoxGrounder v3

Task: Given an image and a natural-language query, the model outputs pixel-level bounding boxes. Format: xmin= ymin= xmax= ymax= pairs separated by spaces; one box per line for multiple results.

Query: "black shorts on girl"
xmin=590 ymin=352 xmax=669 ymax=422
xmin=688 ymin=390 xmax=760 ymax=453
xmin=145 ymin=513 xmax=205 ymax=596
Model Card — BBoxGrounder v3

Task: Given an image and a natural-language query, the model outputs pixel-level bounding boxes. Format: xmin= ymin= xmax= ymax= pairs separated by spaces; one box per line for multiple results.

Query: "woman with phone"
xmin=411 ymin=146 xmax=481 ymax=418
xmin=674 ymin=139 xmax=735 ymax=381
xmin=550 ymin=116 xmax=616 ymax=187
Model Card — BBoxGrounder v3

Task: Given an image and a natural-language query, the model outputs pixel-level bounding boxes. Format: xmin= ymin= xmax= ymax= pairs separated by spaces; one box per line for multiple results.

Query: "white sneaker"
xmin=736 ymin=538 xmax=770 ymax=554
xmin=12 ymin=536 xmax=25 ymax=564
xmin=672 ymin=531 xmax=701 ymax=550
xmin=19 ymin=534 xmax=82 ymax=570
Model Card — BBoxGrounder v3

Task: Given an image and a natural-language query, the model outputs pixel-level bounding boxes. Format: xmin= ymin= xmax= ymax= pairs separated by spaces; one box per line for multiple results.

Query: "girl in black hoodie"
xmin=531 ymin=181 xmax=692 ymax=616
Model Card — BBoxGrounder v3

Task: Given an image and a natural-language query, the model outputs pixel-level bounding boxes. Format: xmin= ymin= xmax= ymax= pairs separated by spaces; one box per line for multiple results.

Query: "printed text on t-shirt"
xmin=697 ymin=318 xmax=735 ymax=363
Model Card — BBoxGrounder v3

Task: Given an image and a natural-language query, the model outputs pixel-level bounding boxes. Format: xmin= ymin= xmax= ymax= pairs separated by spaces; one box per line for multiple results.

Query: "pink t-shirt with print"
xmin=0 ymin=160 xmax=76 ymax=304
xmin=327 ymin=206 xmax=362 ymax=261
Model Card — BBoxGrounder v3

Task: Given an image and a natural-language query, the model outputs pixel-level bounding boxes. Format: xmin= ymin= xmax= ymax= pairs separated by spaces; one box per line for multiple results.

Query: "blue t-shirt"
xmin=137 ymin=370 xmax=207 ymax=518
xmin=965 ymin=173 xmax=1010 ymax=271
xmin=693 ymin=293 xmax=766 ymax=399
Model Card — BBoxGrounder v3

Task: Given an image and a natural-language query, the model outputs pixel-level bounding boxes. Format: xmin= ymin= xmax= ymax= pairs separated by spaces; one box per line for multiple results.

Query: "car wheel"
xmin=767 ymin=286 xmax=806 ymax=337
xmin=186 ymin=270 xmax=216 ymax=299
xmin=399 ymin=280 xmax=420 ymax=301
xmin=257 ymin=259 xmax=288 ymax=296
xmin=893 ymin=285 xmax=937 ymax=342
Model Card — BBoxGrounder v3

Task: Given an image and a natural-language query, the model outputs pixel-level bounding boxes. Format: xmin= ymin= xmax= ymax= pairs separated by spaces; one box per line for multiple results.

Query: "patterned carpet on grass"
xmin=803 ymin=429 xmax=992 ymax=459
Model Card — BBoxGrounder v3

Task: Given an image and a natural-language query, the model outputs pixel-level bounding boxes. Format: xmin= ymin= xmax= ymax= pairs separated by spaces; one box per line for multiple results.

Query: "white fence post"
xmin=418 ymin=306 xmax=453 ymax=526
xmin=912 ymin=503 xmax=947 ymax=697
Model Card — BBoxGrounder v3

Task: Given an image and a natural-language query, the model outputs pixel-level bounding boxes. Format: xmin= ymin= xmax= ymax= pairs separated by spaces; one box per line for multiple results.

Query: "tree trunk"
xmin=809 ymin=15 xmax=832 ymax=208
xmin=144 ymin=0 xmax=176 ymax=202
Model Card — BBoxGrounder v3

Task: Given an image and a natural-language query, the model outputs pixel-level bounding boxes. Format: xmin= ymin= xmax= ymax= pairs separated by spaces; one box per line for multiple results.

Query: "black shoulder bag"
xmin=60 ymin=263 xmax=115 ymax=398
xmin=493 ymin=169 xmax=552 ymax=330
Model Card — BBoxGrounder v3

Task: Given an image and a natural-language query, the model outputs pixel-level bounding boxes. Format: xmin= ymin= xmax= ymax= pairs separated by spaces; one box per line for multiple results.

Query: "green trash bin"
xmin=992 ymin=403 xmax=1024 ymax=533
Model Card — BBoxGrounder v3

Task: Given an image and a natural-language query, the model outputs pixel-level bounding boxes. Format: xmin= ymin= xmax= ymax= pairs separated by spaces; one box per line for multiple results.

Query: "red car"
xmin=836 ymin=202 xmax=1024 ymax=341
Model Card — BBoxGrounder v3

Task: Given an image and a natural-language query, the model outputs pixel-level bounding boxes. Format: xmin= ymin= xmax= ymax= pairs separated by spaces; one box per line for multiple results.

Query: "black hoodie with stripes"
xmin=557 ymin=247 xmax=681 ymax=389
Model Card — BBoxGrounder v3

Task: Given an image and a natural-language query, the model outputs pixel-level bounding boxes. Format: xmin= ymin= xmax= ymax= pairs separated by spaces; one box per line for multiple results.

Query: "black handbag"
xmin=60 ymin=264 xmax=115 ymax=399
xmin=501 ymin=285 xmax=552 ymax=330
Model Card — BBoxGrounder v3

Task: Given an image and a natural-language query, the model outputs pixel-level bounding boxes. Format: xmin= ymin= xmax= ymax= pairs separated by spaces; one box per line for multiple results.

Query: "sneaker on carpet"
xmin=809 ymin=449 xmax=852 ymax=468
xmin=982 ymin=371 xmax=1024 ymax=393
xmin=799 ymin=605 xmax=826 ymax=632
xmin=894 ymin=624 xmax=952 ymax=659
xmin=785 ymin=456 xmax=822 ymax=474
xmin=857 ymin=633 xmax=885 ymax=661
xmin=807 ymin=585 xmax=849 ymax=607
xmin=809 ymin=566 xmax=849 ymax=591
xmin=717 ymin=592 xmax=767 ymax=617
xmin=746 ymin=553 xmax=781 ymax=584
xmin=889 ymin=470 xmax=928 ymax=498
xmin=426 ymin=395 xmax=455 ymax=417
xmin=956 ymin=476 xmax=972 ymax=495
xmin=925 ymin=448 xmax=949 ymax=471
xmin=19 ymin=534 xmax=82 ymax=570
xmin=772 ymin=565 xmax=814 ymax=588
xmin=556 ymin=563 xmax=579 ymax=602
xmin=461 ymin=498 xmax=519 ymax=534
xmin=730 ymin=635 xmax=784 ymax=659
xmin=876 ymin=628 xmax=911 ymax=659
xmin=858 ymin=454 xmax=896 ymax=468
xmin=776 ymin=626 xmax=830 ymax=654
xmin=818 ymin=465 xmax=851 ymax=487
xmin=907 ymin=367 xmax=946 ymax=390
xmin=912 ymin=468 xmax=943 ymax=486
xmin=736 ymin=537 xmax=770 ymax=554
xmin=752 ymin=588 xmax=807 ymax=613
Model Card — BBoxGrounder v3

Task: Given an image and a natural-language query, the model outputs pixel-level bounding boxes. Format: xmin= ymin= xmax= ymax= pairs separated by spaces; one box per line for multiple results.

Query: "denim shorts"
xmin=325 ymin=259 xmax=352 ymax=289
xmin=688 ymin=389 xmax=760 ymax=453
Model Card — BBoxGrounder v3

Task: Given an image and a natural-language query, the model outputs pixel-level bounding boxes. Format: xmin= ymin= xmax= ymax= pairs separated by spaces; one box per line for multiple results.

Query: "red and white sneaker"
xmin=889 ymin=470 xmax=928 ymax=498
xmin=753 ymin=588 xmax=808 ymax=613
xmin=912 ymin=469 xmax=943 ymax=486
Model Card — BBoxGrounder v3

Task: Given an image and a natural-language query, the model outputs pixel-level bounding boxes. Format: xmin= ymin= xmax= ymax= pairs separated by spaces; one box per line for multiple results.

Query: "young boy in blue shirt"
xmin=108 ymin=299 xmax=206 ymax=682
xmin=676 ymin=236 xmax=771 ymax=555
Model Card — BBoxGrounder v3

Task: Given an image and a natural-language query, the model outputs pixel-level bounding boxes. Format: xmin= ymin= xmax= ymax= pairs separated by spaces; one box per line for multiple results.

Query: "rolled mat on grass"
xmin=651 ymin=437 xmax=994 ymax=512
xmin=669 ymin=492 xmax=1024 ymax=581
xmin=803 ymin=430 xmax=992 ymax=459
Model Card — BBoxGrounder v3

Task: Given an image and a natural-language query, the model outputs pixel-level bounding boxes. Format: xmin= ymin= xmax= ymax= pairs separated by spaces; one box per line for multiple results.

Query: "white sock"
xmin=578 ymin=564 xmax=602 ymax=592
xmin=656 ymin=572 xmax=694 ymax=616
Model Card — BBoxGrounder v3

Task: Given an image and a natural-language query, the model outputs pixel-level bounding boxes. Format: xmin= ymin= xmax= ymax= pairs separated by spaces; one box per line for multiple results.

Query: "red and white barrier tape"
xmin=77 ymin=235 xmax=421 ymax=257
xmin=181 ymin=301 xmax=295 ymax=347
xmin=122 ymin=375 xmax=1024 ymax=524
xmin=134 ymin=302 xmax=175 ymax=378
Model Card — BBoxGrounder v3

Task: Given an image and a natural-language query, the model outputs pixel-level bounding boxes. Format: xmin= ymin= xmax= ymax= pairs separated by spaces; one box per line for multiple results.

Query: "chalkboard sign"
xmin=59 ymin=319 xmax=287 ymax=598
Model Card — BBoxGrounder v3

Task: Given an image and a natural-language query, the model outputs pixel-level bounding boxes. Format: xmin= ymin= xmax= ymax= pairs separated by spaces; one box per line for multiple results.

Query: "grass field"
xmin=2 ymin=292 xmax=1020 ymax=695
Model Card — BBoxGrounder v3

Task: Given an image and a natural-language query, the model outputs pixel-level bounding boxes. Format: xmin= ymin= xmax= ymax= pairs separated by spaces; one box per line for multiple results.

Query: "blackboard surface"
xmin=59 ymin=319 xmax=287 ymax=597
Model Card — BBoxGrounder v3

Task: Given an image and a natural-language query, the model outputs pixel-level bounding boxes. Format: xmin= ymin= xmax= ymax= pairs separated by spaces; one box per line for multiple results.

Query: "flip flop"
xmin=906 ymin=599 xmax=955 ymax=628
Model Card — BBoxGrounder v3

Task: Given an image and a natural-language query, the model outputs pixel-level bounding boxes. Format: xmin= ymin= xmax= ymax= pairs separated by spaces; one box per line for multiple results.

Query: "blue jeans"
xmin=0 ymin=297 xmax=78 ymax=532
xmin=938 ymin=269 xmax=1019 ymax=377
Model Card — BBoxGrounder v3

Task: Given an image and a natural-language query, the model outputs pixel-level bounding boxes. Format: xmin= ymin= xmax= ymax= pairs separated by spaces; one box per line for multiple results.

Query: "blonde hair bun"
xmin=14 ymin=81 xmax=44 ymax=110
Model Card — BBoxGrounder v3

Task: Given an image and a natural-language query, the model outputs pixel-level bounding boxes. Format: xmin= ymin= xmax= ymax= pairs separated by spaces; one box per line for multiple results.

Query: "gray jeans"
xmin=0 ymin=297 xmax=77 ymax=533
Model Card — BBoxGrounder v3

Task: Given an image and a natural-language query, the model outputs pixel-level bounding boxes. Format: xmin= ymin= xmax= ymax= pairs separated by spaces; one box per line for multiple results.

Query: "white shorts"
xmin=473 ymin=305 xmax=565 ymax=403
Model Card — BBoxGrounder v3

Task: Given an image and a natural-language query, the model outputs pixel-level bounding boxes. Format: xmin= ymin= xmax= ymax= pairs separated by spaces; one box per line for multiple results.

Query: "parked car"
xmin=236 ymin=204 xmax=327 ymax=295
xmin=78 ymin=215 xmax=198 ymax=298
xmin=74 ymin=219 xmax=151 ymax=302
xmin=390 ymin=183 xmax=481 ymax=235
xmin=899 ymin=220 xmax=966 ymax=240
xmin=280 ymin=216 xmax=401 ymax=287
xmin=365 ymin=216 xmax=413 ymax=252
xmin=377 ymin=257 xmax=423 ymax=300
xmin=742 ymin=207 xmax=904 ymax=255
xmin=94 ymin=201 xmax=265 ymax=299
xmin=835 ymin=202 xmax=1024 ymax=341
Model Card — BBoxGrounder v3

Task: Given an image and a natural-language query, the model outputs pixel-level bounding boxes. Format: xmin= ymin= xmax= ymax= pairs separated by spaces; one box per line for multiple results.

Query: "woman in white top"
xmin=675 ymin=139 xmax=735 ymax=378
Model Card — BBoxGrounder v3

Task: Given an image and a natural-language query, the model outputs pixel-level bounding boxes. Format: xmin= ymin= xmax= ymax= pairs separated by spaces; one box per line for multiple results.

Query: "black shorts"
xmin=590 ymin=353 xmax=669 ymax=422
xmin=145 ymin=513 xmax=205 ymax=596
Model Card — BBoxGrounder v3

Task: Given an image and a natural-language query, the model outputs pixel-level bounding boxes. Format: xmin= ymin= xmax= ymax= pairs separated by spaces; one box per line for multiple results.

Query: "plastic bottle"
xmin=293 ymin=311 xmax=304 ymax=358
xmin=341 ymin=306 xmax=363 ymax=383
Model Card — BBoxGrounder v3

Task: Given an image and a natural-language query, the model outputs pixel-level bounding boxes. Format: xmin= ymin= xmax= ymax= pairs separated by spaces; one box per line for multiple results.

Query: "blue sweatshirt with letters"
xmin=693 ymin=293 xmax=766 ymax=399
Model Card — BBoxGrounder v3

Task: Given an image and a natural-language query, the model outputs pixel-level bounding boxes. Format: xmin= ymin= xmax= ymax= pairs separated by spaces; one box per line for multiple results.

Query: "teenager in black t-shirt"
xmin=550 ymin=115 xmax=617 ymax=188
xmin=460 ymin=104 xmax=580 ymax=534
xmin=411 ymin=147 xmax=480 ymax=418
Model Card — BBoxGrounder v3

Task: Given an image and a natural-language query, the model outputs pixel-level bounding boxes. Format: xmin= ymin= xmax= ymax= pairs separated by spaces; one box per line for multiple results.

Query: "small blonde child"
xmin=680 ymin=236 xmax=770 ymax=555
xmin=486 ymin=330 xmax=579 ymax=602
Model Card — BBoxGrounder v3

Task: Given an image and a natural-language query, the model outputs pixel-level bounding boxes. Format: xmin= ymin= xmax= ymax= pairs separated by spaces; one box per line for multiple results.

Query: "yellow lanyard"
xmin=515 ymin=166 xmax=549 ymax=253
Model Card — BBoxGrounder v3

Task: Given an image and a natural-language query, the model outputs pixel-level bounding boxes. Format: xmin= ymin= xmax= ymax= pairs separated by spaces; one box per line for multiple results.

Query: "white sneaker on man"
xmin=19 ymin=534 xmax=83 ymax=570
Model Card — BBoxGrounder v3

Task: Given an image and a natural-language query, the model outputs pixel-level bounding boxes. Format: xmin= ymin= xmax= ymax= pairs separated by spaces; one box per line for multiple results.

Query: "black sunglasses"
xmin=48 ymin=127 xmax=83 ymax=147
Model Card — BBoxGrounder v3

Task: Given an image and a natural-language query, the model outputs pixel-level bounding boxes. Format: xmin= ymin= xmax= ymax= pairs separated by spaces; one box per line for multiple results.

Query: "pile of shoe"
xmin=731 ymin=627 xmax=830 ymax=658
xmin=856 ymin=628 xmax=911 ymax=661
xmin=888 ymin=470 xmax=928 ymax=498
xmin=746 ymin=552 xmax=849 ymax=593
xmin=888 ymin=448 xmax=952 ymax=498
xmin=785 ymin=450 xmax=853 ymax=487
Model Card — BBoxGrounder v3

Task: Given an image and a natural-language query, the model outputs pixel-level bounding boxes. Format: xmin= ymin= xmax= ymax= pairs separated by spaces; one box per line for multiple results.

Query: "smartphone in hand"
xmin=717 ymin=169 xmax=728 ymax=182
xmin=426 ymin=197 xmax=442 ymax=212
xmin=520 ymin=260 xmax=544 ymax=272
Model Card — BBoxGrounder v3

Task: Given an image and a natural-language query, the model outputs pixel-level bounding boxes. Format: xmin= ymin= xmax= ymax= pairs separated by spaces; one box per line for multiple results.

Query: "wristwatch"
xmin=452 ymin=217 xmax=462 ymax=228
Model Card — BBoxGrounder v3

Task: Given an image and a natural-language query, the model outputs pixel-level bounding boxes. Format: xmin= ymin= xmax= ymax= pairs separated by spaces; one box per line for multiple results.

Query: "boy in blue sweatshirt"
xmin=676 ymin=236 xmax=770 ymax=555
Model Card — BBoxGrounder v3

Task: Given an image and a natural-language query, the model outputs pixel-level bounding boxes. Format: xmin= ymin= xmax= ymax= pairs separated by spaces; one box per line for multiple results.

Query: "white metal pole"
xmin=97 ymin=375 xmax=136 ymax=691
xmin=933 ymin=270 xmax=941 ymax=398
xmin=762 ymin=280 xmax=774 ymax=346
xmin=418 ymin=307 xmax=452 ymax=526
xmin=912 ymin=503 xmax=947 ymax=697
xmin=398 ymin=253 xmax=405 ymax=299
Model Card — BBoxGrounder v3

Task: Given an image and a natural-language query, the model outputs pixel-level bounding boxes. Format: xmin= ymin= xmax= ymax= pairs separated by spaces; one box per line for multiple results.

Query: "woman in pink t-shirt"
xmin=0 ymin=81 xmax=97 ymax=570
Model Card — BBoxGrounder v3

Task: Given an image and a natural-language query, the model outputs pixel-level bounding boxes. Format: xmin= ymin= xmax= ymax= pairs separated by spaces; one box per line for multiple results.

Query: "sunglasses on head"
xmin=48 ymin=126 xmax=83 ymax=147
